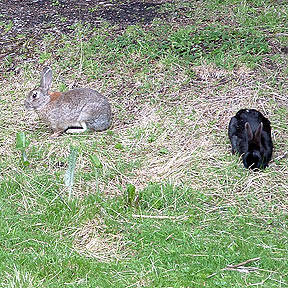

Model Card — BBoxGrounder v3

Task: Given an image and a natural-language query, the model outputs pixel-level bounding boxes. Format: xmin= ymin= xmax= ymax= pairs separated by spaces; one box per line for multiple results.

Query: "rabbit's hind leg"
xmin=86 ymin=116 xmax=111 ymax=132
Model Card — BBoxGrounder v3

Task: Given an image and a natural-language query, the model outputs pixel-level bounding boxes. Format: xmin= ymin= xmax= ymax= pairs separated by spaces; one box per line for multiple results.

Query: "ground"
xmin=1 ymin=0 xmax=288 ymax=287
xmin=1 ymin=0 xmax=166 ymax=75
xmin=1 ymin=0 xmax=165 ymax=34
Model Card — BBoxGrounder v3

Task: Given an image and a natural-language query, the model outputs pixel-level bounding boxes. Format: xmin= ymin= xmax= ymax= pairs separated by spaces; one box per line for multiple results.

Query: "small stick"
xmin=206 ymin=272 xmax=217 ymax=279
xmin=132 ymin=214 xmax=188 ymax=220
xmin=207 ymin=257 xmax=260 ymax=278
xmin=224 ymin=267 xmax=258 ymax=272
xmin=226 ymin=257 xmax=260 ymax=269
xmin=274 ymin=151 xmax=288 ymax=161
xmin=276 ymin=33 xmax=288 ymax=37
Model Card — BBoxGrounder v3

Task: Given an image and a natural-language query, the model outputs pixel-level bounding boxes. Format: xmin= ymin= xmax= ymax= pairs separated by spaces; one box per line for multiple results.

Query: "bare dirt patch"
xmin=0 ymin=0 xmax=168 ymax=75
xmin=1 ymin=0 xmax=167 ymax=37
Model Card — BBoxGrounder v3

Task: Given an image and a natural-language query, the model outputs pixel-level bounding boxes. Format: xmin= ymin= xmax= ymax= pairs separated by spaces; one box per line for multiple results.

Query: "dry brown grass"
xmin=73 ymin=218 xmax=130 ymax=262
xmin=2 ymin=60 xmax=287 ymax=199
xmin=1 ymin=55 xmax=287 ymax=261
xmin=1 ymin=1 xmax=288 ymax=285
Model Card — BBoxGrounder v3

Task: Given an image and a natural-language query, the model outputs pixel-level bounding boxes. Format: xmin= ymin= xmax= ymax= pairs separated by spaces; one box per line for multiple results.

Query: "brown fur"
xmin=26 ymin=66 xmax=112 ymax=133
xmin=48 ymin=91 xmax=62 ymax=102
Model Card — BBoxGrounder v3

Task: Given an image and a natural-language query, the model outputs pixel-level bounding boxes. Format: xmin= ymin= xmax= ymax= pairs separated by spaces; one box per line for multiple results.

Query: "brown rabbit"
xmin=24 ymin=67 xmax=112 ymax=136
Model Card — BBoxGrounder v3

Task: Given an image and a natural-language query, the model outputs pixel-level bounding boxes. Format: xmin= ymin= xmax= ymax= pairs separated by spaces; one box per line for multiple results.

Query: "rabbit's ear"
xmin=254 ymin=122 xmax=263 ymax=146
xmin=40 ymin=67 xmax=52 ymax=90
xmin=245 ymin=122 xmax=253 ymax=141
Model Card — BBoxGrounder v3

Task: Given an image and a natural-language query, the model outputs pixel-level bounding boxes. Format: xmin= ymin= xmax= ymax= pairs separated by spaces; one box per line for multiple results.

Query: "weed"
xmin=65 ymin=146 xmax=78 ymax=200
xmin=15 ymin=132 xmax=30 ymax=166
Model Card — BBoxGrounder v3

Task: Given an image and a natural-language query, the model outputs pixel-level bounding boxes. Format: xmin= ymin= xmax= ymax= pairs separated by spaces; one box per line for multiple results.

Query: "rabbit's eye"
xmin=32 ymin=92 xmax=38 ymax=99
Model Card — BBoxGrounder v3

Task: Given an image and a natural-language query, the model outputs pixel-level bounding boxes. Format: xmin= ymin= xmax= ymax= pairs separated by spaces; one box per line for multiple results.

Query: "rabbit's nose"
xmin=23 ymin=100 xmax=32 ymax=110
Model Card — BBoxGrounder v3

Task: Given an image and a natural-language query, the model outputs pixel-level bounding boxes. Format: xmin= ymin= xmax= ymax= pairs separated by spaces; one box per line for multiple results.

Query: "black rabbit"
xmin=228 ymin=109 xmax=273 ymax=169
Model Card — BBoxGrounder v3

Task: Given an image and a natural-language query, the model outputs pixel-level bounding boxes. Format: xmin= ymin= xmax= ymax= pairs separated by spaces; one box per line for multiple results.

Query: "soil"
xmin=0 ymin=0 xmax=167 ymax=37
xmin=1 ymin=1 xmax=287 ymax=75
xmin=0 ymin=0 xmax=169 ymax=74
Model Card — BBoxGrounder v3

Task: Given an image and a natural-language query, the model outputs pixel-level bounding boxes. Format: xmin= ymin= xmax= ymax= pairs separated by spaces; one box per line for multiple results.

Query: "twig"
xmin=207 ymin=257 xmax=260 ymax=278
xmin=248 ymin=275 xmax=272 ymax=286
xmin=276 ymin=33 xmax=288 ymax=37
xmin=226 ymin=257 xmax=260 ymax=269
xmin=206 ymin=272 xmax=217 ymax=279
xmin=224 ymin=266 xmax=259 ymax=273
xmin=191 ymin=77 xmax=235 ymax=90
xmin=132 ymin=214 xmax=188 ymax=220
xmin=274 ymin=151 xmax=288 ymax=161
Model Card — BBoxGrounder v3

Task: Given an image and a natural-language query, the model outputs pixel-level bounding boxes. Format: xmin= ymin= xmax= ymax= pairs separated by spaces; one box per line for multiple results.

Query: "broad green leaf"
xmin=89 ymin=155 xmax=102 ymax=168
xmin=115 ymin=143 xmax=123 ymax=150
xmin=127 ymin=183 xmax=136 ymax=207
xmin=16 ymin=132 xmax=30 ymax=151
xmin=159 ymin=148 xmax=169 ymax=155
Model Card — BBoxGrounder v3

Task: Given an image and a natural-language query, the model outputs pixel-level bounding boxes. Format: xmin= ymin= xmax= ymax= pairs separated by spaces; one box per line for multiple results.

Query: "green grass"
xmin=1 ymin=0 xmax=288 ymax=287
xmin=1 ymin=179 xmax=287 ymax=287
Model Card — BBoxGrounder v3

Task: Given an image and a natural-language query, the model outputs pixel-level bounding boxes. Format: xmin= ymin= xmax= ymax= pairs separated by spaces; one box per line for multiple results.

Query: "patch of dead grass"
xmin=73 ymin=219 xmax=130 ymax=262
xmin=1 ymin=48 xmax=287 ymax=255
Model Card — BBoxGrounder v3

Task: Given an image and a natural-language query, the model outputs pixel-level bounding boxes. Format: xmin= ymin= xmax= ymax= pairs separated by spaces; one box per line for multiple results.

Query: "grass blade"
xmin=127 ymin=184 xmax=136 ymax=207
xmin=65 ymin=146 xmax=78 ymax=200
xmin=89 ymin=154 xmax=103 ymax=194
xmin=16 ymin=132 xmax=30 ymax=166
xmin=16 ymin=132 xmax=30 ymax=151
xmin=89 ymin=155 xmax=102 ymax=168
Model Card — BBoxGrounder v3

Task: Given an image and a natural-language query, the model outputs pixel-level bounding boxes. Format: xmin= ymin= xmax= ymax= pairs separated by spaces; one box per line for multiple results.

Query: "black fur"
xmin=228 ymin=109 xmax=273 ymax=169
